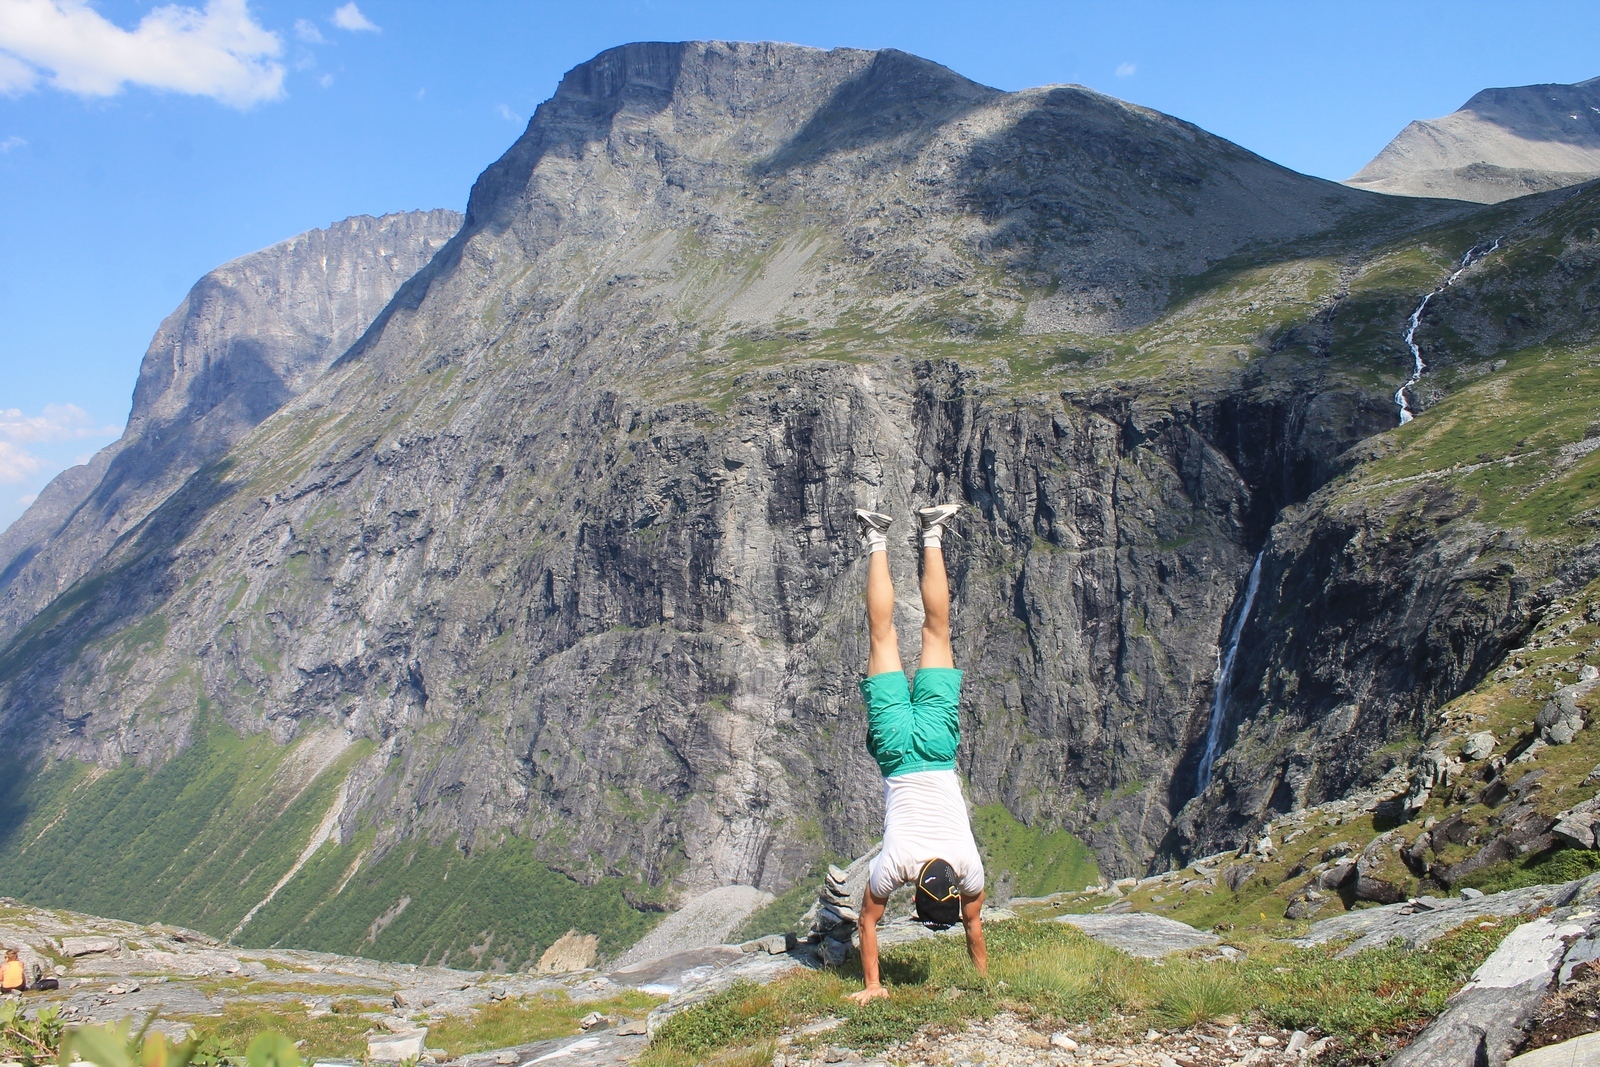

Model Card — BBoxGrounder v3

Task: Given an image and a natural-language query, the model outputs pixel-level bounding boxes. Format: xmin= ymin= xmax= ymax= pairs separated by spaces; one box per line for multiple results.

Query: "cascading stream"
xmin=1395 ymin=237 xmax=1502 ymax=424
xmin=1195 ymin=552 xmax=1264 ymax=793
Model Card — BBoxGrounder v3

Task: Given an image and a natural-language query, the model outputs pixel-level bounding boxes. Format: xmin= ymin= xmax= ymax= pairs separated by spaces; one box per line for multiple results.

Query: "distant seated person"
xmin=1 ymin=948 xmax=24 ymax=993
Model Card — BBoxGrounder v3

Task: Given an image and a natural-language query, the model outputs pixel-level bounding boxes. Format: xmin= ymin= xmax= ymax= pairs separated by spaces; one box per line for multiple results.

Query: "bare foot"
xmin=845 ymin=985 xmax=890 ymax=1006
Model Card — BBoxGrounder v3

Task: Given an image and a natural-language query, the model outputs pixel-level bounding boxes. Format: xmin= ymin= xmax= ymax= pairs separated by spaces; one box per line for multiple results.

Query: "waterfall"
xmin=1395 ymin=237 xmax=1502 ymax=425
xmin=1195 ymin=552 xmax=1264 ymax=793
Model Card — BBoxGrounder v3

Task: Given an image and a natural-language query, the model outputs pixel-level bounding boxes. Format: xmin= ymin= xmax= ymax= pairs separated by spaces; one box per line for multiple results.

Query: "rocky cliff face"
xmin=3 ymin=42 xmax=1596 ymax=953
xmin=1348 ymin=77 xmax=1600 ymax=203
xmin=0 ymin=209 xmax=462 ymax=647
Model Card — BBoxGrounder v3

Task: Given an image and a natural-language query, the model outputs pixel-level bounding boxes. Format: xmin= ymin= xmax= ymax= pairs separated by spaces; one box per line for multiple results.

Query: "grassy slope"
xmin=0 ymin=722 xmax=658 ymax=969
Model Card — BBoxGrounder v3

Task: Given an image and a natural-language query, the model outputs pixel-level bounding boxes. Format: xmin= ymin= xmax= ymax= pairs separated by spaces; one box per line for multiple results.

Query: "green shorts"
xmin=860 ymin=667 xmax=963 ymax=778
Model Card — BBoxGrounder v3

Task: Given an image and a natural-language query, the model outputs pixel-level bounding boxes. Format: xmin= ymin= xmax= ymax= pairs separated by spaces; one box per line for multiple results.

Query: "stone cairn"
xmin=806 ymin=864 xmax=860 ymax=966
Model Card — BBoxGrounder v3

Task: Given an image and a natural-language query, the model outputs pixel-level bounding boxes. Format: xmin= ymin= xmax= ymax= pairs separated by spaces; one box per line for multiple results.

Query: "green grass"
xmin=1457 ymin=845 xmax=1600 ymax=895
xmin=972 ymin=804 xmax=1101 ymax=899
xmin=428 ymin=991 xmax=663 ymax=1056
xmin=168 ymin=1002 xmax=377 ymax=1061
xmin=642 ymin=915 xmax=1514 ymax=1065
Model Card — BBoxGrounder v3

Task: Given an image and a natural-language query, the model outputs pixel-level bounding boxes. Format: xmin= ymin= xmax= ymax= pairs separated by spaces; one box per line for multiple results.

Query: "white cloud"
xmin=497 ymin=102 xmax=520 ymax=123
xmin=17 ymin=493 xmax=37 ymax=507
xmin=0 ymin=49 xmax=37 ymax=92
xmin=0 ymin=403 xmax=119 ymax=444
xmin=0 ymin=134 xmax=25 ymax=152
xmin=0 ymin=0 xmax=284 ymax=108
xmin=318 ymin=71 xmax=333 ymax=88
xmin=0 ymin=441 xmax=42 ymax=484
xmin=1115 ymin=62 xmax=1136 ymax=78
xmin=330 ymin=3 xmax=378 ymax=32
xmin=293 ymin=18 xmax=324 ymax=44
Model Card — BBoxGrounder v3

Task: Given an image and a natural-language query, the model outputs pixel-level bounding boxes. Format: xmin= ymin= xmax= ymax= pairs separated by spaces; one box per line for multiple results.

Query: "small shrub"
xmin=1151 ymin=962 xmax=1246 ymax=1028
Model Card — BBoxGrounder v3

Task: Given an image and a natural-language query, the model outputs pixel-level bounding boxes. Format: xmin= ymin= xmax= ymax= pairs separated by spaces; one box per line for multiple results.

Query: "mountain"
xmin=1347 ymin=77 xmax=1600 ymax=203
xmin=0 ymin=209 xmax=463 ymax=647
xmin=0 ymin=42 xmax=1596 ymax=970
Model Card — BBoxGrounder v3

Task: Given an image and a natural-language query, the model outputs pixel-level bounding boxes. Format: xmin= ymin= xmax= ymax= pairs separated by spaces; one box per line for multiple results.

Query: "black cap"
xmin=913 ymin=858 xmax=962 ymax=929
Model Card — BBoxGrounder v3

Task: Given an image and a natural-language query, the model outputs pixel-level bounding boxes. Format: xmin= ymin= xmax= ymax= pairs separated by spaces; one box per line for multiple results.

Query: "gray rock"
xmin=1559 ymin=934 xmax=1600 ymax=984
xmin=368 ymin=1029 xmax=428 ymax=1062
xmin=1053 ymin=913 xmax=1219 ymax=957
xmin=1508 ymin=1031 xmax=1600 ymax=1067
xmin=60 ymin=937 xmax=119 ymax=957
xmin=738 ymin=934 xmax=789 ymax=955
xmin=611 ymin=886 xmax=772 ymax=971
xmin=1385 ymin=917 xmax=1584 ymax=1067
xmin=1553 ymin=813 xmax=1598 ymax=849
xmin=1299 ymin=873 xmax=1600 ymax=956
xmin=1462 ymin=732 xmax=1497 ymax=761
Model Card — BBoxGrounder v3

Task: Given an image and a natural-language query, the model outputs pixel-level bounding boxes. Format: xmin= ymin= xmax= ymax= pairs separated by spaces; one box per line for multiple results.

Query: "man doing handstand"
xmin=845 ymin=503 xmax=986 ymax=1006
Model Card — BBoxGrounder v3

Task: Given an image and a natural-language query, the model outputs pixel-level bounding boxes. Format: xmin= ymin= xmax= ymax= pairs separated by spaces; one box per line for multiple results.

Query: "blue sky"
xmin=2 ymin=0 xmax=1599 ymax=531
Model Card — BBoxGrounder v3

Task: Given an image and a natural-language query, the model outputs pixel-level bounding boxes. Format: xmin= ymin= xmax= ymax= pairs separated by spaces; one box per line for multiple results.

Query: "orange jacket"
xmin=0 ymin=958 xmax=23 ymax=990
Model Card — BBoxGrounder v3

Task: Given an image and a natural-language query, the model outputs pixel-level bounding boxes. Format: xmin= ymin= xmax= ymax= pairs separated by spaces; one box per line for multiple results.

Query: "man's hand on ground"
xmin=845 ymin=984 xmax=890 ymax=1006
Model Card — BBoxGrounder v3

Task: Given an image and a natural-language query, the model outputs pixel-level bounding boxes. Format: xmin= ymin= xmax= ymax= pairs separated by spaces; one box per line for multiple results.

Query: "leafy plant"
xmin=60 ymin=1017 xmax=204 ymax=1067
xmin=0 ymin=1000 xmax=64 ymax=1066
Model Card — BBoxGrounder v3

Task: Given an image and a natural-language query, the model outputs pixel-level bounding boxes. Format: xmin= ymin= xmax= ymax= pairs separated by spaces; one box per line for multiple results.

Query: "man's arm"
xmin=962 ymin=891 xmax=987 ymax=975
xmin=844 ymin=891 xmax=890 ymax=1005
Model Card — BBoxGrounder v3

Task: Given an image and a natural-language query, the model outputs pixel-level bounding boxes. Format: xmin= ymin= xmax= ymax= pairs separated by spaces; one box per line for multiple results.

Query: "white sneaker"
xmin=854 ymin=509 xmax=894 ymax=553
xmin=917 ymin=503 xmax=961 ymax=548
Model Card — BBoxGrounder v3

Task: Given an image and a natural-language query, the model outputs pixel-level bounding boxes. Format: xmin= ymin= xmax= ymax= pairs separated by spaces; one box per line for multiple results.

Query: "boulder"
xmin=1537 ymin=667 xmax=1600 ymax=745
xmin=1053 ymin=913 xmax=1219 ymax=957
xmin=1462 ymin=732 xmax=1497 ymax=761
xmin=1354 ymin=876 xmax=1407 ymax=905
xmin=537 ymin=930 xmax=599 ymax=974
xmin=60 ymin=936 xmax=119 ymax=957
xmin=368 ymin=1030 xmax=428 ymax=1062
xmin=1284 ymin=889 xmax=1328 ymax=921
xmin=1223 ymin=863 xmax=1257 ymax=892
xmin=1316 ymin=861 xmax=1357 ymax=890
xmin=1553 ymin=813 xmax=1598 ymax=850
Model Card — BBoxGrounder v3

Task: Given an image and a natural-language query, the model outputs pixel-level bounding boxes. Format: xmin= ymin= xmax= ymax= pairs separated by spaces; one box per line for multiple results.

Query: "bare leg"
xmin=867 ymin=550 xmax=903 ymax=676
xmin=918 ymin=545 xmax=954 ymax=669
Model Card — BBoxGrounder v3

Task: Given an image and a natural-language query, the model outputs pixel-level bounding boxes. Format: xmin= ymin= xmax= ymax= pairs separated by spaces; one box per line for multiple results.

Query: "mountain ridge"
xmin=0 ymin=209 xmax=463 ymax=647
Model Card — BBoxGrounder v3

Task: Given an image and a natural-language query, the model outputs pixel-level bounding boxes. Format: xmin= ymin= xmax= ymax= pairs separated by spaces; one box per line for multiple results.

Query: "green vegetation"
xmin=0 ymin=723 xmax=368 ymax=936
xmin=1458 ymin=845 xmax=1600 ymax=895
xmin=243 ymin=833 xmax=659 ymax=969
xmin=428 ymin=991 xmax=662 ymax=1056
xmin=0 ymin=1000 xmax=64 ymax=1067
xmin=971 ymin=804 xmax=1101 ymax=899
xmin=0 ymin=721 xmax=658 ymax=968
xmin=173 ymin=1003 xmax=379 ymax=1062
xmin=641 ymin=916 xmax=1514 ymax=1065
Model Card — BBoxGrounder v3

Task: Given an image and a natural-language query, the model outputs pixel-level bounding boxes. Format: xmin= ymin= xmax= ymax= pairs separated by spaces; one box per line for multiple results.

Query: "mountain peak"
xmin=1348 ymin=75 xmax=1600 ymax=202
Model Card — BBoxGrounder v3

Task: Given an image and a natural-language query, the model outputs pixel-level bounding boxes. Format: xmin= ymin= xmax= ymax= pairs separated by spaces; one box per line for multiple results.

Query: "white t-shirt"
xmin=867 ymin=768 xmax=985 ymax=901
